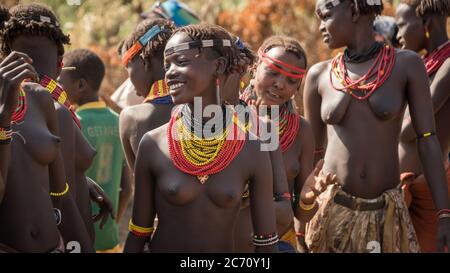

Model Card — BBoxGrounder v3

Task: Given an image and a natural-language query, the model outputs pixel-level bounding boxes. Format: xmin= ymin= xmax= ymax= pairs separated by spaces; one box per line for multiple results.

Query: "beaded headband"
xmin=258 ymin=48 xmax=306 ymax=79
xmin=318 ymin=0 xmax=381 ymax=13
xmin=122 ymin=25 xmax=164 ymax=66
xmin=164 ymin=39 xmax=232 ymax=56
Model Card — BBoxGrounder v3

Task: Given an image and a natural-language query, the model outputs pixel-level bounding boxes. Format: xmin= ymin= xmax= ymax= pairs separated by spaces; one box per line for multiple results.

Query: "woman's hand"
xmin=300 ymin=159 xmax=337 ymax=205
xmin=87 ymin=177 xmax=115 ymax=229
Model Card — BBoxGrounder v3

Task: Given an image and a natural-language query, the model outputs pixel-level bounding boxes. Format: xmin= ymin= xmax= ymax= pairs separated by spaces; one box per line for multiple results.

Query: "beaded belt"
xmin=334 ymin=191 xmax=385 ymax=211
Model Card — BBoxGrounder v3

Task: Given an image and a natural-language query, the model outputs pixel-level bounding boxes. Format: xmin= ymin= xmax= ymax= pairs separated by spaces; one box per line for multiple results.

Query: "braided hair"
xmin=0 ymin=3 xmax=70 ymax=58
xmin=172 ymin=23 xmax=242 ymax=75
xmin=120 ymin=18 xmax=175 ymax=63
xmin=401 ymin=0 xmax=450 ymax=16
xmin=352 ymin=0 xmax=384 ymax=15
xmin=251 ymin=35 xmax=307 ymax=76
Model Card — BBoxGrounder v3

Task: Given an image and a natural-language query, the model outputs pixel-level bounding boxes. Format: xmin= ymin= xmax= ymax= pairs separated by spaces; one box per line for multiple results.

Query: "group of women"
xmin=0 ymin=0 xmax=449 ymax=253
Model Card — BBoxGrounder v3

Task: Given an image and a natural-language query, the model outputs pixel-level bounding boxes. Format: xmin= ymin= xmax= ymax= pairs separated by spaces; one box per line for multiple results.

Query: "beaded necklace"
xmin=143 ymin=80 xmax=173 ymax=104
xmin=423 ymin=40 xmax=450 ymax=77
xmin=167 ymin=105 xmax=247 ymax=184
xmin=330 ymin=44 xmax=395 ymax=100
xmin=11 ymin=88 xmax=27 ymax=124
xmin=240 ymin=87 xmax=299 ymax=152
xmin=39 ymin=75 xmax=81 ymax=129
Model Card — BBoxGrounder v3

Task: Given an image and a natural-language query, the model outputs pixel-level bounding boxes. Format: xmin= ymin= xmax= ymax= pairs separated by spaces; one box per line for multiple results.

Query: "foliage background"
xmin=0 ymin=0 xmax=444 ymax=108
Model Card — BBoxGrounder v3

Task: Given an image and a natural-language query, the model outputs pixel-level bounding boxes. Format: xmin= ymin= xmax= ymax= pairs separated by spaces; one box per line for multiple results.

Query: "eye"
xmin=164 ymin=63 xmax=170 ymax=72
xmin=288 ymin=78 xmax=299 ymax=85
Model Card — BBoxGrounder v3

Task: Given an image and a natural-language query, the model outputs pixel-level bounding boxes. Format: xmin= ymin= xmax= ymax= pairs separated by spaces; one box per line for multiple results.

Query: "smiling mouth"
xmin=266 ymin=90 xmax=282 ymax=100
xmin=169 ymin=82 xmax=185 ymax=91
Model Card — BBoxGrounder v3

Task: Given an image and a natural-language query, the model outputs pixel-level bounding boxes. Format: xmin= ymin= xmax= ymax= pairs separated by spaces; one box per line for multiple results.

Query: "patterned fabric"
xmin=280 ymin=228 xmax=297 ymax=251
xmin=402 ymin=160 xmax=450 ymax=252
xmin=305 ymin=184 xmax=420 ymax=253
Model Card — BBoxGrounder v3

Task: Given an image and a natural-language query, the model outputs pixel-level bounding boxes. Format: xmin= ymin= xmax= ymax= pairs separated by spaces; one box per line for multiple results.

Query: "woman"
xmin=303 ymin=0 xmax=449 ymax=252
xmin=396 ymin=0 xmax=450 ymax=252
xmin=124 ymin=23 xmax=278 ymax=252
xmin=234 ymin=35 xmax=336 ymax=252
xmin=0 ymin=4 xmax=92 ymax=252
xmin=119 ymin=18 xmax=176 ymax=170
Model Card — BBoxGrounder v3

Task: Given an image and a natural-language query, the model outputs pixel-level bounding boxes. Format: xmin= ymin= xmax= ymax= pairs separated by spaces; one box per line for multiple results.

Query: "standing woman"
xmin=303 ymin=0 xmax=450 ymax=252
xmin=0 ymin=4 xmax=92 ymax=252
xmin=124 ymin=23 xmax=278 ymax=253
xmin=119 ymin=18 xmax=176 ymax=170
xmin=0 ymin=3 xmax=97 ymax=242
xmin=396 ymin=0 xmax=450 ymax=252
xmin=235 ymin=36 xmax=332 ymax=252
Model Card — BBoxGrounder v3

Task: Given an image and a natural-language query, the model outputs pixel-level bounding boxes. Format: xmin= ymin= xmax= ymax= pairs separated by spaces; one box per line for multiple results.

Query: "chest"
xmin=318 ymin=61 xmax=407 ymax=125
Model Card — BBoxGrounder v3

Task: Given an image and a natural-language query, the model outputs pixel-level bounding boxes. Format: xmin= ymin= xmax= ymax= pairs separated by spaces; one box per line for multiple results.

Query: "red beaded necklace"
xmin=167 ymin=106 xmax=246 ymax=184
xmin=240 ymin=87 xmax=299 ymax=153
xmin=423 ymin=40 xmax=450 ymax=77
xmin=330 ymin=44 xmax=396 ymax=100
xmin=11 ymin=88 xmax=27 ymax=124
xmin=39 ymin=75 xmax=81 ymax=129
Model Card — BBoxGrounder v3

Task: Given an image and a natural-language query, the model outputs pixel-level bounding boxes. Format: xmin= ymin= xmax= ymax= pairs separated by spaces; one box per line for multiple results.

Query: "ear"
xmin=78 ymin=78 xmax=89 ymax=95
xmin=349 ymin=1 xmax=360 ymax=23
xmin=215 ymin=56 xmax=228 ymax=76
xmin=56 ymin=56 xmax=63 ymax=77
xmin=422 ymin=15 xmax=432 ymax=31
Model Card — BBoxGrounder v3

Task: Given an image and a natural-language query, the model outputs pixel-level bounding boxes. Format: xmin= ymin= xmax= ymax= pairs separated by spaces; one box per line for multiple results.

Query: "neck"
xmin=78 ymin=94 xmax=99 ymax=106
xmin=34 ymin=58 xmax=58 ymax=80
xmin=425 ymin=30 xmax=449 ymax=53
xmin=346 ymin=20 xmax=377 ymax=55
xmin=187 ymin=85 xmax=219 ymax=122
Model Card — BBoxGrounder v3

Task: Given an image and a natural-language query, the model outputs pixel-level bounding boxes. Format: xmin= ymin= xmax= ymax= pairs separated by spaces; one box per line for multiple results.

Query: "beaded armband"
xmin=129 ymin=220 xmax=154 ymax=238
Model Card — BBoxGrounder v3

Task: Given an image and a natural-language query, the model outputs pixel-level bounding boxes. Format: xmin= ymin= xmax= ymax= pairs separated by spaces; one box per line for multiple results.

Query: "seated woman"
xmin=124 ymin=23 xmax=278 ymax=253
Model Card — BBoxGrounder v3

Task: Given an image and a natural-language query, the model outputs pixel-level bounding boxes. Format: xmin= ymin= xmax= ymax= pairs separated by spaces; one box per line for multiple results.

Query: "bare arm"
xmin=117 ymin=163 xmax=132 ymax=223
xmin=249 ymin=142 xmax=279 ymax=253
xmin=303 ymin=63 xmax=327 ymax=163
xmin=269 ymin=147 xmax=293 ymax=237
xmin=41 ymin=90 xmax=94 ymax=253
xmin=401 ymin=59 xmax=450 ymax=143
xmin=293 ymin=118 xmax=315 ymax=222
xmin=404 ymin=52 xmax=450 ymax=252
xmin=119 ymin=108 xmax=137 ymax=171
xmin=123 ymin=133 xmax=156 ymax=253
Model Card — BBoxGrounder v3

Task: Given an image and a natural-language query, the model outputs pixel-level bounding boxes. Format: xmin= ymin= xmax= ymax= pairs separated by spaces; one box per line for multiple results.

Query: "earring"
xmin=425 ymin=31 xmax=430 ymax=39
xmin=216 ymin=78 xmax=221 ymax=105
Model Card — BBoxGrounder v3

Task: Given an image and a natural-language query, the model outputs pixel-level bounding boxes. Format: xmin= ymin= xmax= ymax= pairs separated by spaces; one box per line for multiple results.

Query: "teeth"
xmin=269 ymin=91 xmax=280 ymax=98
xmin=170 ymin=83 xmax=184 ymax=89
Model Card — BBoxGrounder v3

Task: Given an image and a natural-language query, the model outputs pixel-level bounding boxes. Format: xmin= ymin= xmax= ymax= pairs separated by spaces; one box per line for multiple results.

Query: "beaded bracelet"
xmin=252 ymin=232 xmax=279 ymax=247
xmin=129 ymin=220 xmax=154 ymax=238
xmin=438 ymin=213 xmax=450 ymax=220
xmin=417 ymin=132 xmax=435 ymax=140
xmin=50 ymin=183 xmax=69 ymax=197
xmin=273 ymin=192 xmax=292 ymax=202
xmin=299 ymin=200 xmax=316 ymax=211
xmin=295 ymin=232 xmax=305 ymax=238
xmin=437 ymin=209 xmax=450 ymax=217
xmin=0 ymin=126 xmax=12 ymax=145
xmin=314 ymin=148 xmax=325 ymax=154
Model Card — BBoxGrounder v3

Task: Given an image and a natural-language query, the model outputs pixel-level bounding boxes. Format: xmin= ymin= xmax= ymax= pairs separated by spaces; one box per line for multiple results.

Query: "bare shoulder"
xmin=140 ymin=122 xmax=169 ymax=150
xmin=307 ymin=59 xmax=331 ymax=80
xmin=23 ymin=82 xmax=54 ymax=108
xmin=395 ymin=48 xmax=423 ymax=67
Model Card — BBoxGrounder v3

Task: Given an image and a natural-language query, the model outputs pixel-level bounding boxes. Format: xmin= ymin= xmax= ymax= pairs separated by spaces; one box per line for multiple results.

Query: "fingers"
xmin=99 ymin=210 xmax=109 ymax=229
xmin=0 ymin=51 xmax=33 ymax=68
xmin=313 ymin=159 xmax=325 ymax=176
xmin=4 ymin=62 xmax=38 ymax=83
xmin=92 ymin=213 xmax=102 ymax=223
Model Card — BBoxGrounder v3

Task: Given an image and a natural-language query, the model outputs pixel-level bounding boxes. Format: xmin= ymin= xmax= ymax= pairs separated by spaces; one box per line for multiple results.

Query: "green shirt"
xmin=76 ymin=101 xmax=124 ymax=251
